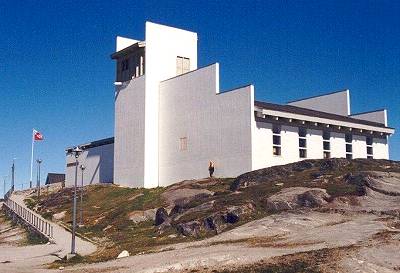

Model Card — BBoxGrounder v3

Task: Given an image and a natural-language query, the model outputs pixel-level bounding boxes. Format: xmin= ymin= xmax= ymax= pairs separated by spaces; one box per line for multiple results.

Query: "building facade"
xmin=65 ymin=22 xmax=395 ymax=188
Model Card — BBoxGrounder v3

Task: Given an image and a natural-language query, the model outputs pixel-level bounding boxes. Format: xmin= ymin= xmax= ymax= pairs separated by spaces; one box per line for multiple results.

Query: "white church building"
xmin=65 ymin=22 xmax=395 ymax=188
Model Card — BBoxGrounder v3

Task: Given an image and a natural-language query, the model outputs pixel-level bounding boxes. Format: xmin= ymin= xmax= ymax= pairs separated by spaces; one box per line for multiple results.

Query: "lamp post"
xmin=70 ymin=146 xmax=82 ymax=255
xmin=36 ymin=159 xmax=42 ymax=200
xmin=3 ymin=176 xmax=8 ymax=197
xmin=11 ymin=159 xmax=15 ymax=192
xmin=79 ymin=164 xmax=86 ymax=226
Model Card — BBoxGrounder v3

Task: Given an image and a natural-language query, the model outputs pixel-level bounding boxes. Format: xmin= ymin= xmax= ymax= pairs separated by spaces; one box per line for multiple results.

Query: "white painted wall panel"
xmin=288 ymin=90 xmax=350 ymax=116
xmin=352 ymin=135 xmax=367 ymax=158
xmin=65 ymin=143 xmax=114 ymax=187
xmin=114 ymin=76 xmax=146 ymax=187
xmin=307 ymin=129 xmax=323 ymax=159
xmin=158 ymin=64 xmax=253 ymax=187
xmin=330 ymin=132 xmax=346 ymax=158
xmin=144 ymin=22 xmax=198 ymax=188
xmin=373 ymin=137 xmax=389 ymax=159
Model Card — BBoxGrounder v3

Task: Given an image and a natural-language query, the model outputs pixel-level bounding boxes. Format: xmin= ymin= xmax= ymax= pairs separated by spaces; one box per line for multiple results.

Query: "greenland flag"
xmin=33 ymin=129 xmax=44 ymax=141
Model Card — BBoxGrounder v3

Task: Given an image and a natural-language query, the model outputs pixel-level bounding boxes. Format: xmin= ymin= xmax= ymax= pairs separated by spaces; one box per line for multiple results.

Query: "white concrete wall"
xmin=251 ymin=123 xmax=389 ymax=170
xmin=65 ymin=143 xmax=114 ymax=187
xmin=288 ymin=90 xmax=350 ymax=116
xmin=158 ymin=63 xmax=253 ymax=187
xmin=144 ymin=22 xmax=198 ymax=188
xmin=307 ymin=129 xmax=323 ymax=159
xmin=373 ymin=137 xmax=389 ymax=159
xmin=352 ymin=134 xmax=367 ymax=158
xmin=252 ymin=123 xmax=305 ymax=170
xmin=114 ymin=76 xmax=146 ymax=187
xmin=116 ymin=36 xmax=140 ymax=52
xmin=329 ymin=132 xmax=346 ymax=158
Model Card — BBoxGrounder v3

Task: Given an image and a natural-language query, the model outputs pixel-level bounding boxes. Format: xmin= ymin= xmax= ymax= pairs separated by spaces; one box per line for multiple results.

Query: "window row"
xmin=271 ymin=127 xmax=374 ymax=159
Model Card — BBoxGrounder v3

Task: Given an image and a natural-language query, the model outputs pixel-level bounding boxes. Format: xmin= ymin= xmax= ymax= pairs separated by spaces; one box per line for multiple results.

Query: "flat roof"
xmin=254 ymin=101 xmax=392 ymax=129
xmin=65 ymin=137 xmax=114 ymax=153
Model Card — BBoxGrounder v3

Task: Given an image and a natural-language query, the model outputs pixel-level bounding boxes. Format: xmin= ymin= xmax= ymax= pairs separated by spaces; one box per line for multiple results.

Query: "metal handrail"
xmin=3 ymin=198 xmax=54 ymax=239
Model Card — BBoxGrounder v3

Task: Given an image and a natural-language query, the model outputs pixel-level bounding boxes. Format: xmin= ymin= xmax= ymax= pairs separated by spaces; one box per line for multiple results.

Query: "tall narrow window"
xmin=272 ymin=125 xmax=281 ymax=156
xmin=179 ymin=137 xmax=188 ymax=151
xmin=323 ymin=131 xmax=331 ymax=159
xmin=122 ymin=59 xmax=129 ymax=71
xmin=299 ymin=127 xmax=307 ymax=158
xmin=366 ymin=136 xmax=373 ymax=159
xmin=176 ymin=56 xmax=190 ymax=75
xmin=345 ymin=134 xmax=352 ymax=159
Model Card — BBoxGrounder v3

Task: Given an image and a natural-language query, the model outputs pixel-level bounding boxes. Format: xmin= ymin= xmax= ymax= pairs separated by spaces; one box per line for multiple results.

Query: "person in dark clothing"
xmin=208 ymin=161 xmax=215 ymax=177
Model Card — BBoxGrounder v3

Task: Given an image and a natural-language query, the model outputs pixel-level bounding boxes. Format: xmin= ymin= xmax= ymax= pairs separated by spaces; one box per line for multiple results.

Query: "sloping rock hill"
xmin=23 ymin=158 xmax=400 ymax=272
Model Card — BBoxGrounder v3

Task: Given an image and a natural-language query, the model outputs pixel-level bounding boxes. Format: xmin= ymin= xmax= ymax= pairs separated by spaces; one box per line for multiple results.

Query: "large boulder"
xmin=155 ymin=207 xmax=169 ymax=226
xmin=265 ymin=187 xmax=330 ymax=212
xmin=203 ymin=202 xmax=256 ymax=234
xmin=176 ymin=220 xmax=201 ymax=237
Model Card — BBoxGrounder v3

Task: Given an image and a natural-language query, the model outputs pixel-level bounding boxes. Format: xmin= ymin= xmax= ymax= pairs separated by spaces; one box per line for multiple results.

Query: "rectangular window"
xmin=179 ymin=137 xmax=187 ymax=151
xmin=273 ymin=135 xmax=281 ymax=145
xmin=323 ymin=141 xmax=330 ymax=151
xmin=298 ymin=127 xmax=307 ymax=158
xmin=122 ymin=59 xmax=129 ymax=71
xmin=299 ymin=138 xmax=307 ymax=148
xmin=273 ymin=146 xmax=281 ymax=156
xmin=367 ymin=155 xmax=373 ymax=159
xmin=346 ymin=144 xmax=352 ymax=153
xmin=322 ymin=131 xmax=331 ymax=158
xmin=176 ymin=56 xmax=190 ymax=75
xmin=345 ymin=133 xmax=352 ymax=159
xmin=272 ymin=124 xmax=281 ymax=156
xmin=299 ymin=149 xmax=307 ymax=158
xmin=366 ymin=137 xmax=373 ymax=158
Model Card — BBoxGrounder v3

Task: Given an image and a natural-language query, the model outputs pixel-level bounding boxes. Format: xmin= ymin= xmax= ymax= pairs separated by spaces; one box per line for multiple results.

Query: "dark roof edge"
xmin=350 ymin=109 xmax=387 ymax=116
xmin=254 ymin=100 xmax=393 ymax=130
xmin=66 ymin=137 xmax=114 ymax=152
xmin=110 ymin=42 xmax=144 ymax=59
xmin=287 ymin=89 xmax=349 ymax=104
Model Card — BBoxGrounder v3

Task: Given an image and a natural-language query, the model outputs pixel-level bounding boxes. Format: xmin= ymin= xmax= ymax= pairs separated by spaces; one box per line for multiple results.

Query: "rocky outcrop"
xmin=176 ymin=220 xmax=201 ymax=237
xmin=265 ymin=187 xmax=330 ymax=212
xmin=155 ymin=208 xmax=169 ymax=226
xmin=230 ymin=158 xmax=400 ymax=191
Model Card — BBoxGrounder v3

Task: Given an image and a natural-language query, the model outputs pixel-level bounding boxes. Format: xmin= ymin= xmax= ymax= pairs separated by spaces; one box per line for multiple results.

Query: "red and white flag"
xmin=33 ymin=129 xmax=44 ymax=141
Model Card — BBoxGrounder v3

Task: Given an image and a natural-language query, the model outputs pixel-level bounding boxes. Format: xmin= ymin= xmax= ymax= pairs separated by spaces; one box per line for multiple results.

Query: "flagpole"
xmin=30 ymin=129 xmax=35 ymax=188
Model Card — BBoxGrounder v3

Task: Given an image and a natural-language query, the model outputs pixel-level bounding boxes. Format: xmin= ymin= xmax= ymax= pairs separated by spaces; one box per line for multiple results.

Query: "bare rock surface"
xmin=265 ymin=187 xmax=329 ymax=212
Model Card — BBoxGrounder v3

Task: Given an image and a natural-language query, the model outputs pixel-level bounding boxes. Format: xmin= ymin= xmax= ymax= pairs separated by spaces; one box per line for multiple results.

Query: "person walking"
xmin=208 ymin=161 xmax=215 ymax=178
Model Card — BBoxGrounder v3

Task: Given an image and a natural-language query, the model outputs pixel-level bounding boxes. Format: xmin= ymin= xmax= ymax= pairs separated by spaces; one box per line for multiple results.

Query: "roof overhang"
xmin=255 ymin=106 xmax=394 ymax=135
xmin=111 ymin=41 xmax=145 ymax=60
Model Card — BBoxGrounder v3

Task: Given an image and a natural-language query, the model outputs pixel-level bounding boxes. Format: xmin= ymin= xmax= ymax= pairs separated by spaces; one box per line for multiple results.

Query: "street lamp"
xmin=36 ymin=159 xmax=42 ymax=200
xmin=70 ymin=146 xmax=82 ymax=255
xmin=79 ymin=164 xmax=86 ymax=226
xmin=3 ymin=175 xmax=8 ymax=197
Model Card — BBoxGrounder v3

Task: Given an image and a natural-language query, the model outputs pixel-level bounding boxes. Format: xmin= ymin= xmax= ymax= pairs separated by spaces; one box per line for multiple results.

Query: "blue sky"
xmin=1 ymin=0 xmax=399 ymax=192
